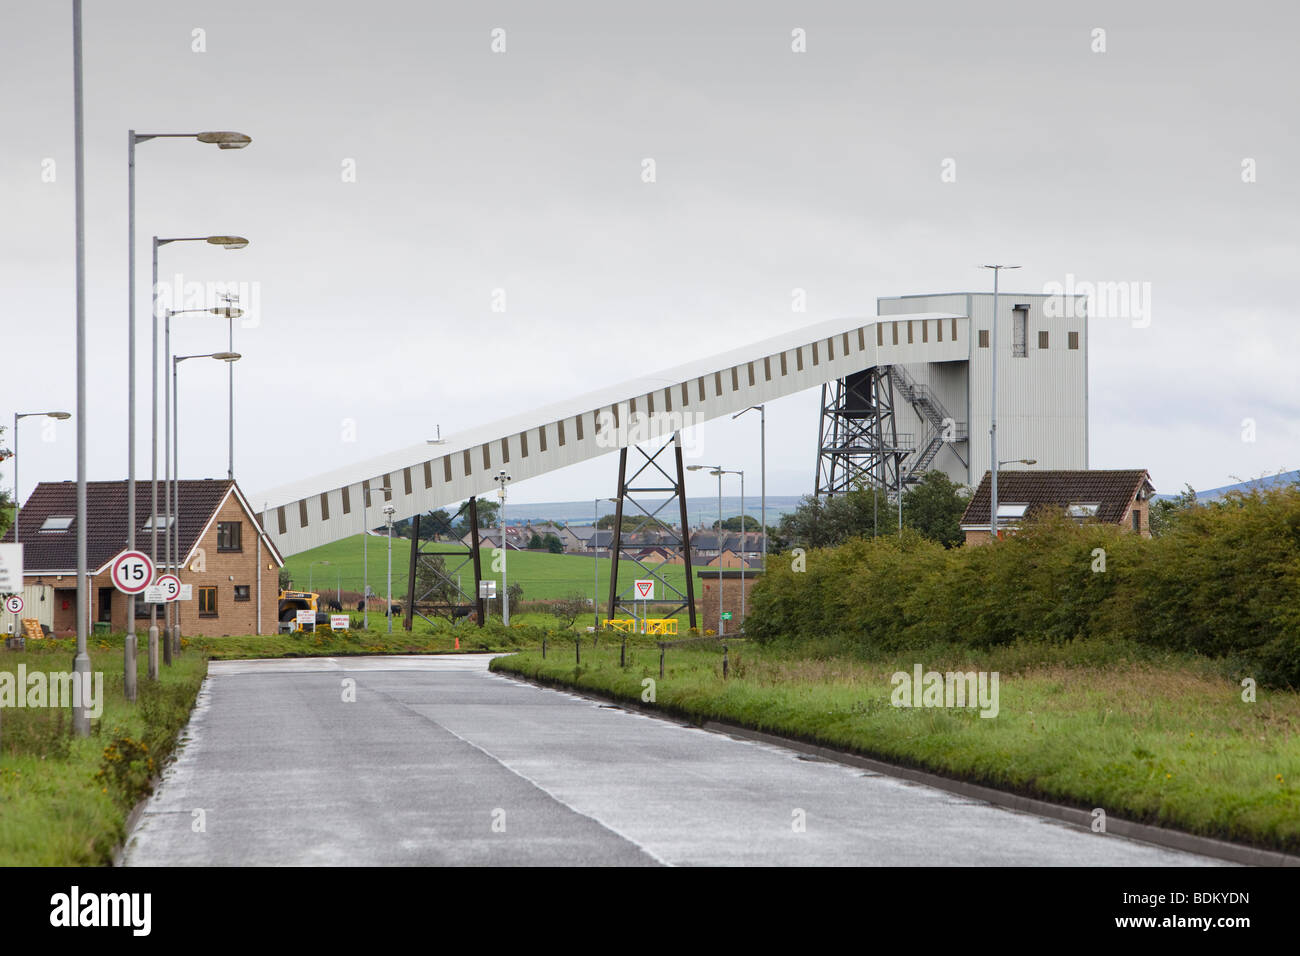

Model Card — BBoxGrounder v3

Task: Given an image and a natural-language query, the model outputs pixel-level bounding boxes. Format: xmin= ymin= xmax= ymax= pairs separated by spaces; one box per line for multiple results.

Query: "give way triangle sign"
xmin=634 ymin=580 xmax=655 ymax=600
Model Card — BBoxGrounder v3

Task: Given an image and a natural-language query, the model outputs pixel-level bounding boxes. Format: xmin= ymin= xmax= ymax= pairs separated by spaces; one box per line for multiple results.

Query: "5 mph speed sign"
xmin=111 ymin=550 xmax=154 ymax=594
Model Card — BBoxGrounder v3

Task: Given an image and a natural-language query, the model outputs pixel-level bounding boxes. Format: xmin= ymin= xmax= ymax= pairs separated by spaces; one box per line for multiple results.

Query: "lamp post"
xmin=163 ymin=306 xmax=242 ymax=660
xmin=72 ymin=0 xmax=90 ymax=736
xmin=362 ymin=480 xmax=391 ymax=630
xmin=130 ymin=129 xmax=249 ymax=687
xmin=8 ymin=412 xmax=71 ymax=639
xmin=981 ymin=264 xmax=1020 ymax=540
xmin=593 ymin=497 xmax=618 ymax=629
xmin=383 ymin=505 xmax=396 ymax=634
xmin=494 ymin=471 xmax=511 ymax=626
xmin=715 ymin=469 xmax=745 ymax=626
xmin=688 ymin=464 xmax=724 ymax=634
xmin=172 ymin=351 xmax=241 ymax=653
xmin=733 ymin=405 xmax=766 ymax=570
xmin=151 ymin=237 xmax=246 ymax=676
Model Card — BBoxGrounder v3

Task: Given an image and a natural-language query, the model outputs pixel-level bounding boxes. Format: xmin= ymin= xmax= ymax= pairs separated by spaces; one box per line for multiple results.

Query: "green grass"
xmin=0 ymin=641 xmax=207 ymax=865
xmin=492 ymin=638 xmax=1300 ymax=853
xmin=283 ymin=533 xmax=709 ymax=606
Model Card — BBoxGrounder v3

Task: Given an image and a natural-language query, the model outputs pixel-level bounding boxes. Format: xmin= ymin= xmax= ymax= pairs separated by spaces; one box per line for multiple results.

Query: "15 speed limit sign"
xmin=111 ymin=550 xmax=154 ymax=594
xmin=155 ymin=574 xmax=182 ymax=602
xmin=3 ymin=595 xmax=22 ymax=615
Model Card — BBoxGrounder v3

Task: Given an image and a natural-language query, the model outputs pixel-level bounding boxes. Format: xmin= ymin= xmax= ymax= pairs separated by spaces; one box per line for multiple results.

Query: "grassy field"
xmin=0 ymin=642 xmax=207 ymax=865
xmin=282 ymin=532 xmax=709 ymax=607
xmin=492 ymin=637 xmax=1300 ymax=853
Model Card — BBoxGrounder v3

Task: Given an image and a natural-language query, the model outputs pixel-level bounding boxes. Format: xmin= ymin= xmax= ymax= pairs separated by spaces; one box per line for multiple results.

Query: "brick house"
xmin=4 ymin=479 xmax=283 ymax=637
xmin=960 ymin=469 xmax=1156 ymax=545
xmin=698 ymin=569 xmax=762 ymax=634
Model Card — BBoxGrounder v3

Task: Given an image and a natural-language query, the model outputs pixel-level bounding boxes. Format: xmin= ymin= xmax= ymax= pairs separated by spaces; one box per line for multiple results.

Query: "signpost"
xmin=156 ymin=574 xmax=181 ymax=602
xmin=721 ymin=611 xmax=733 ymax=621
xmin=4 ymin=595 xmax=23 ymax=615
xmin=0 ymin=543 xmax=22 ymax=594
xmin=111 ymin=550 xmax=154 ymax=595
xmin=143 ymin=585 xmax=165 ymax=604
xmin=634 ymin=579 xmax=654 ymax=624
xmin=478 ymin=580 xmax=497 ymax=599
xmin=330 ymin=614 xmax=349 ymax=631
xmin=179 ymin=584 xmax=192 ymax=602
xmin=296 ymin=608 xmax=315 ymax=632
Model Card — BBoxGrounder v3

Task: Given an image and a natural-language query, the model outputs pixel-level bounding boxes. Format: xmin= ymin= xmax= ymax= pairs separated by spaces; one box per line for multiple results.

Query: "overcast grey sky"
xmin=3 ymin=0 xmax=1297 ymax=508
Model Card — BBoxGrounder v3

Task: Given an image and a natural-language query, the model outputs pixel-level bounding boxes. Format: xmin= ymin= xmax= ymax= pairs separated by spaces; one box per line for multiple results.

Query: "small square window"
xmin=978 ymin=330 xmax=989 ymax=348
xmin=217 ymin=521 xmax=242 ymax=552
xmin=234 ymin=585 xmax=250 ymax=602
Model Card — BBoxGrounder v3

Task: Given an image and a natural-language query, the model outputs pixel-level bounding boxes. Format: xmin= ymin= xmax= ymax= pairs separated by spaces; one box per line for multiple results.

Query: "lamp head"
xmin=197 ymin=131 xmax=252 ymax=149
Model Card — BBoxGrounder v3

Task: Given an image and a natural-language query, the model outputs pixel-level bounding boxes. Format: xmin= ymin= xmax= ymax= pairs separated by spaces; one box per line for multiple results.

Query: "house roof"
xmin=3 ymin=479 xmax=282 ymax=573
xmin=961 ymin=470 xmax=1154 ymax=528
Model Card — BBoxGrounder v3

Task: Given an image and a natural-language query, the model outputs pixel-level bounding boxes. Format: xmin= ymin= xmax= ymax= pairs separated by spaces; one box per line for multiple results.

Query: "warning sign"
xmin=634 ymin=580 xmax=654 ymax=600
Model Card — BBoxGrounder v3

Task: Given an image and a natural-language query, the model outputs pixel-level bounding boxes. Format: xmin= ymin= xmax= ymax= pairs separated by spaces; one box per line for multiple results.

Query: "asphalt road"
xmin=122 ymin=654 xmax=1224 ymax=866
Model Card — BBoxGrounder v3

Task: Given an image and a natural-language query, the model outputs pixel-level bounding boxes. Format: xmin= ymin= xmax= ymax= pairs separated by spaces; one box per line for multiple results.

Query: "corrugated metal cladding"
xmin=880 ymin=292 xmax=1088 ymax=485
xmin=259 ymin=312 xmax=969 ymax=555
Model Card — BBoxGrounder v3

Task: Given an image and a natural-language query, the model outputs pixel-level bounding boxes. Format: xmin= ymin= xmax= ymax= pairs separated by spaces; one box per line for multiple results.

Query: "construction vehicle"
xmin=278 ymin=589 xmax=324 ymax=631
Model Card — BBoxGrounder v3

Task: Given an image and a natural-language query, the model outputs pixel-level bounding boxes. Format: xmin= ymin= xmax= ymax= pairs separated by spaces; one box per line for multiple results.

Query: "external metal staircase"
xmin=887 ymin=365 xmax=967 ymax=483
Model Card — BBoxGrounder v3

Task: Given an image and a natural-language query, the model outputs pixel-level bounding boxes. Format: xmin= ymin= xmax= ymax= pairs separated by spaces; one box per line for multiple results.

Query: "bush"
xmin=748 ymin=485 xmax=1300 ymax=687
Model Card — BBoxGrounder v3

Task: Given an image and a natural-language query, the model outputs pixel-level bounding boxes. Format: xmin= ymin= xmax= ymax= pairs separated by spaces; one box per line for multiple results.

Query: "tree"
xmin=413 ymin=553 xmax=459 ymax=607
xmin=550 ymin=593 xmax=588 ymax=628
xmin=1149 ymin=484 xmax=1197 ymax=537
xmin=278 ymin=568 xmax=292 ymax=590
xmin=528 ymin=532 xmax=544 ymax=550
xmin=715 ymin=515 xmax=765 ymax=532
xmin=452 ymin=497 xmax=500 ymax=537
xmin=544 ymin=533 xmax=565 ymax=554
xmin=776 ymin=485 xmax=898 ymax=551
xmin=596 ymin=513 xmax=655 ymax=531
xmin=422 ymin=508 xmax=454 ymax=538
xmin=900 ymin=471 xmax=970 ymax=548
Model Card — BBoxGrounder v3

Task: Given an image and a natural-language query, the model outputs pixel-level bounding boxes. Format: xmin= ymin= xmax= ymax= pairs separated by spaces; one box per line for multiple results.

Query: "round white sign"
xmin=155 ymin=574 xmax=182 ymax=602
xmin=4 ymin=595 xmax=22 ymax=614
xmin=111 ymin=550 xmax=154 ymax=594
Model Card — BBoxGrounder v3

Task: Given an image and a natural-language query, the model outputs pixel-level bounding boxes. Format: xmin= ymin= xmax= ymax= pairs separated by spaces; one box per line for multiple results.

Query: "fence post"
xmin=575 ymin=638 xmax=580 ymax=665
xmin=542 ymin=637 xmax=547 ymax=659
xmin=722 ymin=644 xmax=728 ymax=679
xmin=620 ymin=637 xmax=626 ymax=668
xmin=659 ymin=646 xmax=665 ymax=679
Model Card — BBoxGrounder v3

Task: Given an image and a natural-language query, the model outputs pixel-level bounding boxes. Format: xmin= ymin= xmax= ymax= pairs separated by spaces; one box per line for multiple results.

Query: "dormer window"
xmin=39 ymin=516 xmax=73 ymax=532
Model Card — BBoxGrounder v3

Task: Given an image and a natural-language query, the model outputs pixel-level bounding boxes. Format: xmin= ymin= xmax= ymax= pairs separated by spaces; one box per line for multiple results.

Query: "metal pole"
xmin=11 ymin=414 xmax=18 ymax=639
xmin=739 ymin=470 xmax=745 ymax=626
xmin=172 ymin=357 xmax=180 ymax=656
xmin=227 ymin=313 xmax=234 ymax=479
xmin=123 ymin=129 xmax=138 ymax=699
xmin=72 ymin=0 xmax=91 ymax=735
xmin=162 ymin=310 xmax=172 ymax=665
xmin=593 ymin=498 xmax=599 ymax=629
xmin=148 ymin=238 xmax=159 ymax=678
xmin=760 ymin=406 xmax=766 ymax=570
xmin=500 ymin=481 xmax=509 ymax=627
xmin=362 ymin=485 xmax=368 ymax=629
xmin=991 ymin=268 xmax=1000 ymax=541
xmin=386 ymin=513 xmax=392 ymax=634
xmin=716 ymin=469 xmax=723 ymax=636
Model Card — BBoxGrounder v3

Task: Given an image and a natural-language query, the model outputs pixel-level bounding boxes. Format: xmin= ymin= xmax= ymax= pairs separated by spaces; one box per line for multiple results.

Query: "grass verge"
xmin=0 ymin=644 xmax=206 ymax=865
xmin=491 ymin=637 xmax=1300 ymax=853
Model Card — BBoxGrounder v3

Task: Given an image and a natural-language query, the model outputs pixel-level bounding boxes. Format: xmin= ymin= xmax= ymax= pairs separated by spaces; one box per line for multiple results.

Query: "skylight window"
xmin=1067 ymin=503 xmax=1100 ymax=518
xmin=39 ymin=515 xmax=73 ymax=532
xmin=143 ymin=515 xmax=175 ymax=531
xmin=996 ymin=504 xmax=1028 ymax=519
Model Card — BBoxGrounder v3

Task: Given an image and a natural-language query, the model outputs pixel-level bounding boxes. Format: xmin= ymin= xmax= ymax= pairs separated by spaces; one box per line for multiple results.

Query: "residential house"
xmin=960 ymin=469 xmax=1156 ymax=545
xmin=4 ymin=479 xmax=283 ymax=637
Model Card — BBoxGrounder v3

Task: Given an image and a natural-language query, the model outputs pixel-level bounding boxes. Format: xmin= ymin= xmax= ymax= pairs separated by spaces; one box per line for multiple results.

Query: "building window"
xmin=234 ymin=585 xmax=250 ymax=602
xmin=1068 ymin=331 xmax=1080 ymax=350
xmin=1038 ymin=330 xmax=1049 ymax=349
xmin=1012 ymin=306 xmax=1028 ymax=357
xmin=978 ymin=330 xmax=989 ymax=348
xmin=40 ymin=515 xmax=74 ymax=532
xmin=217 ymin=521 xmax=242 ymax=552
xmin=198 ymin=587 xmax=217 ymax=616
xmin=1132 ymin=509 xmax=1141 ymax=532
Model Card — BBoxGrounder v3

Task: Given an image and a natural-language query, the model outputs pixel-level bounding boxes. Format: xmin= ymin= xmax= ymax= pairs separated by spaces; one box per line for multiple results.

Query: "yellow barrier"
xmin=603 ymin=618 xmax=678 ymax=635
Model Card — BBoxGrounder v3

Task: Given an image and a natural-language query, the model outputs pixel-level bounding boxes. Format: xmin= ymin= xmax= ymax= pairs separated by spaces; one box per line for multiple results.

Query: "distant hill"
xmin=1156 ymin=469 xmax=1300 ymax=502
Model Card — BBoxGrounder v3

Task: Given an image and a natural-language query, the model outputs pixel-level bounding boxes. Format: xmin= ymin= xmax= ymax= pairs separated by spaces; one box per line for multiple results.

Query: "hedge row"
xmin=747 ymin=485 xmax=1300 ymax=687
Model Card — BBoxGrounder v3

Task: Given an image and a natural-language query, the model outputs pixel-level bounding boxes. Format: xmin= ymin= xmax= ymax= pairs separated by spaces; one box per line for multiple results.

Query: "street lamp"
xmin=362 ymin=480 xmax=391 ymax=630
xmin=383 ymin=505 xmax=396 ymax=634
xmin=494 ymin=471 xmax=511 ymax=626
xmin=981 ymin=264 xmax=1021 ymax=540
xmin=593 ymin=497 xmax=618 ymax=628
xmin=714 ymin=469 xmax=745 ymax=627
xmin=150 ymin=237 xmax=247 ymax=676
xmin=171 ymin=351 xmax=240 ymax=655
xmin=733 ymin=405 xmax=766 ymax=570
xmin=999 ymin=458 xmax=1037 ymax=467
xmin=130 ymin=126 xmax=250 ymax=687
xmin=688 ymin=464 xmax=725 ymax=635
xmin=8 ymin=411 xmax=71 ymax=639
